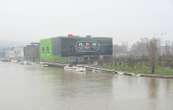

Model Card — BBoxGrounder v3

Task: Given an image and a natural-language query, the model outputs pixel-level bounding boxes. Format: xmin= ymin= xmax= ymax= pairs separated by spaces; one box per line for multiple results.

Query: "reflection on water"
xmin=148 ymin=79 xmax=158 ymax=99
xmin=0 ymin=62 xmax=173 ymax=110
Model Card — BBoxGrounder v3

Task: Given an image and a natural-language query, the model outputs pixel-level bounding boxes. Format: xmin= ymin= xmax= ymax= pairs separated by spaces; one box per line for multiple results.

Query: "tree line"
xmin=112 ymin=38 xmax=173 ymax=74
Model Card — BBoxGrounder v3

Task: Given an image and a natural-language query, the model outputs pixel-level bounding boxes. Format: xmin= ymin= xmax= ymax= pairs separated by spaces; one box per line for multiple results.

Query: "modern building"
xmin=24 ymin=43 xmax=40 ymax=62
xmin=40 ymin=35 xmax=113 ymax=64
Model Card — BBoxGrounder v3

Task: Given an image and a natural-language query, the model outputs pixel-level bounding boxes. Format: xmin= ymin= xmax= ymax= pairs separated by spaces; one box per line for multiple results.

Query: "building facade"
xmin=40 ymin=36 xmax=113 ymax=64
xmin=24 ymin=43 xmax=40 ymax=62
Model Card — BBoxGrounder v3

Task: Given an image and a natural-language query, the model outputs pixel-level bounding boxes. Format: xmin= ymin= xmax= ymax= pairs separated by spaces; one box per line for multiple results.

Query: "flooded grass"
xmin=104 ymin=64 xmax=173 ymax=75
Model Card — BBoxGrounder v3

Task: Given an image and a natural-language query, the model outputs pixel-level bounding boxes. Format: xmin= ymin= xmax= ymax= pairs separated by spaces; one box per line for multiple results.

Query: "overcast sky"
xmin=0 ymin=0 xmax=172 ymax=44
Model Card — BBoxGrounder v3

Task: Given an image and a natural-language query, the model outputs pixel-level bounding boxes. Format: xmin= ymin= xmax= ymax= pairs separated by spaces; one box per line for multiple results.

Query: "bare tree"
xmin=130 ymin=38 xmax=149 ymax=57
xmin=147 ymin=38 xmax=159 ymax=74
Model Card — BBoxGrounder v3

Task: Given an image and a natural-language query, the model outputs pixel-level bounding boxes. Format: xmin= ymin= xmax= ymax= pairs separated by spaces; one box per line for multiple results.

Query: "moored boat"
xmin=64 ymin=64 xmax=86 ymax=73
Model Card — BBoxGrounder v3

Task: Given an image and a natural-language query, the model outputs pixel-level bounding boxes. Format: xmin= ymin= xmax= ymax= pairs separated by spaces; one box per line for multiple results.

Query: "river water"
xmin=0 ymin=62 xmax=173 ymax=110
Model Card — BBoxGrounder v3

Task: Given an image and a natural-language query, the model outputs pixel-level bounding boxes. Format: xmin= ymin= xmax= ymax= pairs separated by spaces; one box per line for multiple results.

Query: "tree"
xmin=147 ymin=38 xmax=159 ymax=74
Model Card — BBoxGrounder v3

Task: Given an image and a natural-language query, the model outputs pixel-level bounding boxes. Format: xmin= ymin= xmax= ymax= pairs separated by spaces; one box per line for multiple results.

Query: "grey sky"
xmin=0 ymin=0 xmax=172 ymax=44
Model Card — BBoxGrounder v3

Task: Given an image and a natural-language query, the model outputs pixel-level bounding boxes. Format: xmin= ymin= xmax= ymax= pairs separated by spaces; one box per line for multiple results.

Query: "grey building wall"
xmin=52 ymin=37 xmax=113 ymax=57
xmin=24 ymin=43 xmax=40 ymax=62
xmin=52 ymin=37 xmax=62 ymax=56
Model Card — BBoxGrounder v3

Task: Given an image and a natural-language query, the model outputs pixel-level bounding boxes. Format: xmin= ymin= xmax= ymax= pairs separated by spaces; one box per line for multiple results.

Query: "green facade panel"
xmin=40 ymin=38 xmax=66 ymax=63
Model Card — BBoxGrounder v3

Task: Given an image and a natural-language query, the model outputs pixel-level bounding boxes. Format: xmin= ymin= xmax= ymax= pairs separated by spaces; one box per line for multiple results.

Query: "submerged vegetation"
xmin=104 ymin=64 xmax=173 ymax=75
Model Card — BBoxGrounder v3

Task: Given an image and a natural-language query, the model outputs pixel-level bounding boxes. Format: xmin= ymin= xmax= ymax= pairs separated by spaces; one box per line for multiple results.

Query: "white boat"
xmin=92 ymin=69 xmax=101 ymax=73
xmin=75 ymin=65 xmax=86 ymax=72
xmin=41 ymin=64 xmax=49 ymax=67
xmin=64 ymin=65 xmax=77 ymax=71
xmin=11 ymin=59 xmax=18 ymax=63
xmin=64 ymin=64 xmax=86 ymax=73
xmin=20 ymin=61 xmax=32 ymax=65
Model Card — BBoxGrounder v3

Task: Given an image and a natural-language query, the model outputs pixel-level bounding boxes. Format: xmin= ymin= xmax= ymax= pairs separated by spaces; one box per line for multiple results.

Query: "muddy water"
xmin=0 ymin=62 xmax=173 ymax=110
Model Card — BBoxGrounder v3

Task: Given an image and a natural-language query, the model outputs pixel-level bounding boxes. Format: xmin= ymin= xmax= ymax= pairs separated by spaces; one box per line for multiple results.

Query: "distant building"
xmin=24 ymin=43 xmax=40 ymax=62
xmin=14 ymin=47 xmax=24 ymax=60
xmin=4 ymin=47 xmax=24 ymax=61
xmin=159 ymin=44 xmax=173 ymax=56
xmin=113 ymin=45 xmax=129 ymax=58
xmin=40 ymin=36 xmax=113 ymax=64
xmin=0 ymin=49 xmax=5 ymax=58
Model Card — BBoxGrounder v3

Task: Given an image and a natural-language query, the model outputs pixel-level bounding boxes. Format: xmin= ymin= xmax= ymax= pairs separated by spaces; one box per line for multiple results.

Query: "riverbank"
xmin=103 ymin=64 xmax=173 ymax=78
xmin=40 ymin=62 xmax=173 ymax=79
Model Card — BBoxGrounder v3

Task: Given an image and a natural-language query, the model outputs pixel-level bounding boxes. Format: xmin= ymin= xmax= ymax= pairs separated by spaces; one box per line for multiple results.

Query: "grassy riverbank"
xmin=103 ymin=64 xmax=173 ymax=75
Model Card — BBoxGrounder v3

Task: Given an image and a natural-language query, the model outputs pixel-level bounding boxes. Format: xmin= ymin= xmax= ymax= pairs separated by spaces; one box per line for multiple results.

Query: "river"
xmin=0 ymin=62 xmax=173 ymax=110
